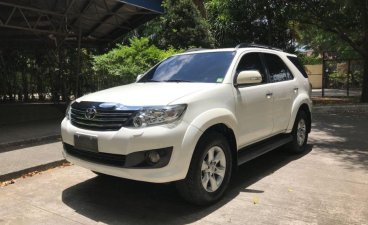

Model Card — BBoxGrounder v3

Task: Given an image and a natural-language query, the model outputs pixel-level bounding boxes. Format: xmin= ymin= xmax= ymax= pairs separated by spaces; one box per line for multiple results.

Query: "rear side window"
xmin=287 ymin=56 xmax=308 ymax=78
xmin=263 ymin=54 xmax=293 ymax=83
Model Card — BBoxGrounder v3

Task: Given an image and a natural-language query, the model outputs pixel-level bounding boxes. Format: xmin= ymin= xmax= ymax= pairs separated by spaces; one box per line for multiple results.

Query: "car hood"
xmin=76 ymin=82 xmax=218 ymax=106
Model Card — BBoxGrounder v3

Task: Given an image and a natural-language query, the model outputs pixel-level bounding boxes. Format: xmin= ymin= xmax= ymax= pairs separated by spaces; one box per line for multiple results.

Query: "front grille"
xmin=70 ymin=101 xmax=136 ymax=131
xmin=64 ymin=143 xmax=126 ymax=167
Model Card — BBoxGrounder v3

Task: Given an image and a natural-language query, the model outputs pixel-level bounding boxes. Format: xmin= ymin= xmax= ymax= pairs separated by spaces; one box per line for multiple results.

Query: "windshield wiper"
xmin=164 ymin=79 xmax=192 ymax=83
xmin=142 ymin=79 xmax=160 ymax=82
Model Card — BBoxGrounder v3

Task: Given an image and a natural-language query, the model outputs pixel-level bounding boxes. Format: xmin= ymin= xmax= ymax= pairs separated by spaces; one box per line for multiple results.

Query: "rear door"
xmin=262 ymin=53 xmax=297 ymax=134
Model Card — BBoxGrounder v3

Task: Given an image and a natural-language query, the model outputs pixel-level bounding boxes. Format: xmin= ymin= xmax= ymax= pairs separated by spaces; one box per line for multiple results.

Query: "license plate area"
xmin=74 ymin=133 xmax=98 ymax=152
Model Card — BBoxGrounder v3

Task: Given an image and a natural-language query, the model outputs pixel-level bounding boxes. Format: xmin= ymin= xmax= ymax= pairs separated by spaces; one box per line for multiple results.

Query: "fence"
xmin=305 ymin=51 xmax=363 ymax=97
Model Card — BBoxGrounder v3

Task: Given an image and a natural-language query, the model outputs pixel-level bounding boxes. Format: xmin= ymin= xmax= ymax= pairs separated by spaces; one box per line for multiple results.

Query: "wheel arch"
xmin=287 ymin=97 xmax=312 ymax=133
xmin=188 ymin=108 xmax=239 ymax=164
xmin=180 ymin=108 xmax=239 ymax=179
xmin=199 ymin=124 xmax=238 ymax=171
xmin=299 ymin=104 xmax=312 ymax=133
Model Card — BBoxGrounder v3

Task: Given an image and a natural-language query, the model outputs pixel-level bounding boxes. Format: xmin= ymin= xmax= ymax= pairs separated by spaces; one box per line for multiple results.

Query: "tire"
xmin=287 ymin=110 xmax=309 ymax=153
xmin=176 ymin=132 xmax=232 ymax=205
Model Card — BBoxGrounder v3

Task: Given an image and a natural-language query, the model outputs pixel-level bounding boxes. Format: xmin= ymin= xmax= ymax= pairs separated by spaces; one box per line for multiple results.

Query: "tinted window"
xmin=139 ymin=52 xmax=235 ymax=83
xmin=287 ymin=56 xmax=308 ymax=78
xmin=236 ymin=53 xmax=267 ymax=83
xmin=263 ymin=54 xmax=293 ymax=83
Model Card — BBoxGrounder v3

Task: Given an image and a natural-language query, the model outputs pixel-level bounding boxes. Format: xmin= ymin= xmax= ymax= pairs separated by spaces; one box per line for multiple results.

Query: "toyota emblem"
xmin=85 ymin=108 xmax=97 ymax=119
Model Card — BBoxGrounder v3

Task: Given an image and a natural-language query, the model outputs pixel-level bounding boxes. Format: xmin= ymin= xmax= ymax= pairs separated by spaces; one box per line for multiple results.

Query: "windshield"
xmin=138 ymin=51 xmax=235 ymax=83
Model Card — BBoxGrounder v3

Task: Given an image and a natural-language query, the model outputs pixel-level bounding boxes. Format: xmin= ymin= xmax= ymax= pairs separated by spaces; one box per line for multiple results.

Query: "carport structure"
xmin=0 ymin=0 xmax=163 ymax=97
xmin=0 ymin=0 xmax=163 ymax=47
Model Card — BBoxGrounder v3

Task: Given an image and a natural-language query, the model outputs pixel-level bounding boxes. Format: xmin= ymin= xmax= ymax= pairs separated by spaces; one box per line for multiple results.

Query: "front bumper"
xmin=63 ymin=143 xmax=173 ymax=168
xmin=61 ymin=118 xmax=203 ymax=183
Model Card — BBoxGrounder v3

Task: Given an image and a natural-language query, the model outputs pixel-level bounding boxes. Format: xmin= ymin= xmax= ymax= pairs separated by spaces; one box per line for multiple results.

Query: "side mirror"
xmin=235 ymin=70 xmax=262 ymax=86
xmin=136 ymin=74 xmax=144 ymax=82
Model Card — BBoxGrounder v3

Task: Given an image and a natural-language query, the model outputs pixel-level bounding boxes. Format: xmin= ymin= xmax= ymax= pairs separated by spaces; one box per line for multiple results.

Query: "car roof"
xmin=175 ymin=47 xmax=297 ymax=57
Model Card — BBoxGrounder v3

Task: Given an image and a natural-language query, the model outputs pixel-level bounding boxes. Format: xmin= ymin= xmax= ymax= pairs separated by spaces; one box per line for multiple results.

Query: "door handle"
xmin=266 ymin=92 xmax=273 ymax=98
xmin=294 ymin=88 xmax=299 ymax=93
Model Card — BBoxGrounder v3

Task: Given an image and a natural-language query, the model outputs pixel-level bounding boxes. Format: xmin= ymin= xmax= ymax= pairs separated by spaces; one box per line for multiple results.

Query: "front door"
xmin=234 ymin=53 xmax=274 ymax=147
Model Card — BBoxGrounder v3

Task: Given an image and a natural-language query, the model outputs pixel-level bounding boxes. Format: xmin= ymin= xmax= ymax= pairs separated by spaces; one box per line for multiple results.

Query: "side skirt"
xmin=237 ymin=134 xmax=292 ymax=166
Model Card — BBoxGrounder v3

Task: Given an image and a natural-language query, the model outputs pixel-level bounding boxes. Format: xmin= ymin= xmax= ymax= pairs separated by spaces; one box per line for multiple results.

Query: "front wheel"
xmin=287 ymin=110 xmax=309 ymax=153
xmin=176 ymin=132 xmax=232 ymax=205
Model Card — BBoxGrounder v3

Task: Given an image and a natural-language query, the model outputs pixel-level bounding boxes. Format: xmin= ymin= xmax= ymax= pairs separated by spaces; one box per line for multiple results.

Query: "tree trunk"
xmin=192 ymin=0 xmax=206 ymax=18
xmin=361 ymin=57 xmax=368 ymax=102
xmin=361 ymin=0 xmax=368 ymax=102
xmin=22 ymin=70 xmax=29 ymax=102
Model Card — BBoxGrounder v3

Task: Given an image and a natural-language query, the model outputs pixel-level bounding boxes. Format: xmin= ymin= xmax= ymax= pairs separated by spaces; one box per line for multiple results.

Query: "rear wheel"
xmin=176 ymin=132 xmax=232 ymax=205
xmin=287 ymin=110 xmax=309 ymax=153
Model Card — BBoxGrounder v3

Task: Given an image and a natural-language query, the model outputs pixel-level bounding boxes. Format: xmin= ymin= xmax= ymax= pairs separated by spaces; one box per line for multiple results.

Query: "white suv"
xmin=61 ymin=44 xmax=312 ymax=205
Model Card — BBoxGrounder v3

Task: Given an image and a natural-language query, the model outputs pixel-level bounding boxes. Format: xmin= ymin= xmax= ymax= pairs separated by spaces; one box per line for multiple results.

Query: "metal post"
xmin=322 ymin=51 xmax=326 ymax=97
xmin=351 ymin=63 xmax=355 ymax=88
xmin=347 ymin=59 xmax=351 ymax=97
xmin=76 ymin=27 xmax=82 ymax=98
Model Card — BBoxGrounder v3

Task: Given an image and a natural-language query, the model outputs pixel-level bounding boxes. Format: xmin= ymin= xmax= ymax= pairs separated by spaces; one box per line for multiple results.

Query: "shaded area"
xmin=0 ymin=0 xmax=163 ymax=48
xmin=59 ymin=111 xmax=367 ymax=224
xmin=62 ymin=145 xmax=312 ymax=225
xmin=0 ymin=1 xmax=164 ymax=103
xmin=0 ymin=103 xmax=64 ymax=152
xmin=311 ymin=112 xmax=368 ymax=171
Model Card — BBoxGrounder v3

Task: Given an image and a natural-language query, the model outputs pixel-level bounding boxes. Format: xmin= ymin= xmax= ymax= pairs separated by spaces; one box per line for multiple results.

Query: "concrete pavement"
xmin=0 ymin=119 xmax=61 ymax=152
xmin=0 ymin=119 xmax=64 ymax=182
xmin=0 ymin=111 xmax=367 ymax=224
xmin=0 ymin=104 xmax=366 ymax=183
xmin=0 ymin=142 xmax=65 ymax=182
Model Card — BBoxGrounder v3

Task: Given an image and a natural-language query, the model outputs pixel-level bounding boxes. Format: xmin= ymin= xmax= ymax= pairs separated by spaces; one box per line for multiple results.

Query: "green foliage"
xmin=0 ymin=47 xmax=97 ymax=102
xmin=328 ymin=71 xmax=347 ymax=89
xmin=290 ymin=0 xmax=368 ymax=101
xmin=3 ymin=0 xmax=368 ymax=102
xmin=93 ymin=37 xmax=181 ymax=83
xmin=206 ymin=0 xmax=293 ymax=50
xmin=129 ymin=0 xmax=214 ymax=49
xmin=298 ymin=54 xmax=322 ymax=65
xmin=290 ymin=0 xmax=366 ymax=56
xmin=157 ymin=0 xmax=214 ymax=49
xmin=294 ymin=24 xmax=361 ymax=59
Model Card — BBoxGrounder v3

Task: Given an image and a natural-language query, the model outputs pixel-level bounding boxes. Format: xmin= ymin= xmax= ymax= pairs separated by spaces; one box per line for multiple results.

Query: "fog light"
xmin=146 ymin=151 xmax=160 ymax=164
xmin=133 ymin=116 xmax=143 ymax=127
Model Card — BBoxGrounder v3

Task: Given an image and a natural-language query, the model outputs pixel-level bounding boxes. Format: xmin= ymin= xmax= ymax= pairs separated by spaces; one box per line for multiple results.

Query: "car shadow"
xmin=62 ymin=144 xmax=313 ymax=225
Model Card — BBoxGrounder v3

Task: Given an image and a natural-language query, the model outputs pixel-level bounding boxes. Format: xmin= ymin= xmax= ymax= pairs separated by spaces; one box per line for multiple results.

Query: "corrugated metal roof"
xmin=0 ymin=0 xmax=163 ymax=48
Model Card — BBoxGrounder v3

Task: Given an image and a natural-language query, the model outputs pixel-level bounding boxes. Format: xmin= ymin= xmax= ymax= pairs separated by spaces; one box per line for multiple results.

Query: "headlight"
xmin=131 ymin=104 xmax=187 ymax=127
xmin=65 ymin=101 xmax=75 ymax=120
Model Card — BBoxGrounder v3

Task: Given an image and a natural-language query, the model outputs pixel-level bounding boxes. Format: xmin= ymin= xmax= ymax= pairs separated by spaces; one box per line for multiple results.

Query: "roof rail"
xmin=185 ymin=48 xmax=207 ymax=53
xmin=235 ymin=43 xmax=283 ymax=51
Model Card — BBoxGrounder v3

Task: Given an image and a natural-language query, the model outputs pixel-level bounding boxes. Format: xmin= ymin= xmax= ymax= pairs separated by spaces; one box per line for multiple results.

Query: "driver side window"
xmin=236 ymin=53 xmax=267 ymax=83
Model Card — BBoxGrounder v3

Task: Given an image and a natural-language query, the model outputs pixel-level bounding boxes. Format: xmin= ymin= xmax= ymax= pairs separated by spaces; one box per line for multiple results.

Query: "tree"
xmin=93 ymin=37 xmax=180 ymax=83
xmin=122 ymin=0 xmax=213 ymax=49
xmin=192 ymin=0 xmax=206 ymax=18
xmin=206 ymin=0 xmax=294 ymax=50
xmin=290 ymin=0 xmax=368 ymax=102
xmin=155 ymin=0 xmax=214 ymax=48
xmin=295 ymin=24 xmax=359 ymax=59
